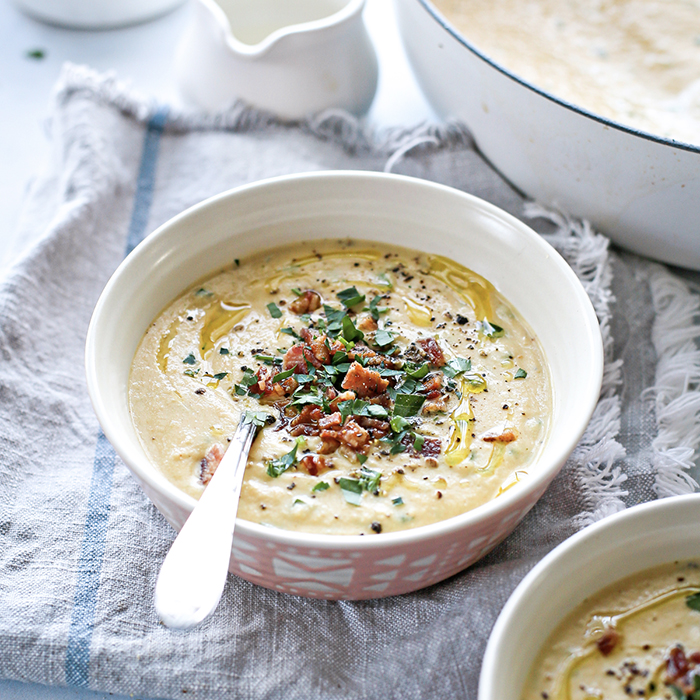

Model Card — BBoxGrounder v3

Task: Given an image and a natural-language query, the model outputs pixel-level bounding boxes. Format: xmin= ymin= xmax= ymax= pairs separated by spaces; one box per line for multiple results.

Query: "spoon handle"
xmin=154 ymin=418 xmax=258 ymax=629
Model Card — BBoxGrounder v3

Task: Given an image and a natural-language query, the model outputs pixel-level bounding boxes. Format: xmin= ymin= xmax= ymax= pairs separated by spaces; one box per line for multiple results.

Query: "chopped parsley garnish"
xmin=357 ymin=453 xmax=368 ymax=465
xmin=280 ymin=327 xmax=301 ymax=339
xmin=686 ymin=591 xmax=700 ymax=612
xmin=271 ymin=369 xmax=295 ymax=383
xmin=405 ymin=362 xmax=430 ymax=379
xmin=374 ymin=329 xmax=395 ymax=347
xmin=392 ymin=497 xmax=404 ymax=506
xmin=338 ymin=399 xmax=389 ymax=423
xmin=312 ymin=481 xmax=330 ymax=493
xmin=291 ymin=287 xmax=302 ymax=296
xmin=266 ymin=438 xmax=303 ymax=477
xmin=242 ymin=410 xmax=272 ymax=428
xmin=195 ymin=288 xmax=213 ymax=297
xmin=367 ymin=294 xmax=387 ymax=321
xmin=266 ymin=302 xmax=282 ymax=318
xmin=338 ymin=467 xmax=382 ymax=505
xmin=219 ymin=348 xmax=230 ymax=355
xmin=442 ymin=357 xmax=471 ymax=378
xmin=338 ymin=477 xmax=363 ymax=505
xmin=234 ymin=259 xmax=240 ymax=266
xmin=210 ymin=372 xmax=228 ymax=381
xmin=183 ymin=354 xmax=197 ymax=365
xmin=341 ymin=315 xmax=364 ymax=343
xmin=390 ymin=415 xmax=410 ymax=433
xmin=26 ymin=49 xmax=46 ymax=60
xmin=393 ymin=394 xmax=426 ymax=417
xmin=255 ymin=354 xmax=278 ymax=365
xmin=514 ymin=368 xmax=527 ymax=379
xmin=669 ymin=676 xmax=700 ymax=700
xmin=358 ymin=466 xmax=381 ymax=493
xmin=337 ymin=286 xmax=365 ymax=308
xmin=413 ymin=434 xmax=425 ymax=452
xmin=479 ymin=318 xmax=505 ymax=339
xmin=183 ymin=368 xmax=199 ymax=378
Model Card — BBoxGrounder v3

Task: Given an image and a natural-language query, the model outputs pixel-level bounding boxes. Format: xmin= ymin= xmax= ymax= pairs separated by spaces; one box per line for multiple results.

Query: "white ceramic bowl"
xmin=395 ymin=0 xmax=700 ymax=270
xmin=480 ymin=494 xmax=700 ymax=700
xmin=13 ymin=0 xmax=186 ymax=28
xmin=85 ymin=171 xmax=603 ymax=600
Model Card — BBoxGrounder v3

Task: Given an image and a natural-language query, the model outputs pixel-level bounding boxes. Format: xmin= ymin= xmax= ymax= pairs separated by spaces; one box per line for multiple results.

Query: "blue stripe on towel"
xmin=65 ymin=105 xmax=169 ymax=688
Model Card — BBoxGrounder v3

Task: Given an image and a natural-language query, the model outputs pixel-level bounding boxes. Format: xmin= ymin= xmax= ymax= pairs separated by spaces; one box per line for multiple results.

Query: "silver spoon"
xmin=154 ymin=415 xmax=266 ymax=629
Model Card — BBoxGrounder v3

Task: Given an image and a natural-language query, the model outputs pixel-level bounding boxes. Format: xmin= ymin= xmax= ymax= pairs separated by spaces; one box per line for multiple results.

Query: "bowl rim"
xmin=478 ymin=493 xmax=700 ymax=699
xmin=412 ymin=0 xmax=700 ymax=154
xmin=85 ymin=169 xmax=604 ymax=549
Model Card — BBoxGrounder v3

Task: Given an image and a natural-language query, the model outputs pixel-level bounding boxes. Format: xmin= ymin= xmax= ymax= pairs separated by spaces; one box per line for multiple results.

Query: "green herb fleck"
xmin=183 ymin=368 xmax=199 ymax=378
xmin=210 ymin=372 xmax=228 ymax=381
xmin=266 ymin=438 xmax=303 ymax=478
xmin=357 ymin=454 xmax=368 ymax=465
xmin=255 ymin=354 xmax=277 ymax=365
xmin=26 ymin=48 xmax=46 ymax=60
xmin=337 ymin=286 xmax=366 ymax=308
xmin=234 ymin=259 xmax=240 ymax=266
xmin=219 ymin=348 xmax=230 ymax=355
xmin=442 ymin=357 xmax=471 ymax=378
xmin=479 ymin=318 xmax=505 ymax=339
xmin=358 ymin=466 xmax=381 ymax=493
xmin=242 ymin=410 xmax=272 ymax=428
xmin=390 ymin=415 xmax=410 ymax=433
xmin=686 ymin=591 xmax=700 ymax=612
xmin=266 ymin=302 xmax=282 ymax=318
xmin=341 ymin=315 xmax=364 ymax=343
xmin=514 ymin=368 xmax=527 ymax=379
xmin=272 ymin=369 xmax=295 ymax=383
xmin=195 ymin=288 xmax=213 ymax=297
xmin=338 ymin=477 xmax=363 ymax=505
xmin=368 ymin=294 xmax=388 ymax=321
xmin=280 ymin=327 xmax=301 ymax=339
xmin=413 ymin=434 xmax=425 ymax=452
xmin=393 ymin=394 xmax=426 ymax=417
xmin=291 ymin=287 xmax=302 ymax=296
xmin=183 ymin=354 xmax=197 ymax=365
xmin=405 ymin=362 xmax=430 ymax=380
xmin=374 ymin=329 xmax=395 ymax=347
xmin=312 ymin=481 xmax=330 ymax=493
xmin=392 ymin=496 xmax=404 ymax=506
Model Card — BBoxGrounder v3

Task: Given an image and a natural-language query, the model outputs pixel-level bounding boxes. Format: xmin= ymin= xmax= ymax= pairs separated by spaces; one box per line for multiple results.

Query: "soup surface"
xmin=522 ymin=560 xmax=700 ymax=700
xmin=433 ymin=0 xmax=700 ymax=145
xmin=129 ymin=239 xmax=551 ymax=535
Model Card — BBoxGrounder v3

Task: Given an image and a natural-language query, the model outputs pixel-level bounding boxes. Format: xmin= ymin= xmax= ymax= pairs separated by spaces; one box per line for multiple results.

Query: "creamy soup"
xmin=129 ymin=239 xmax=551 ymax=535
xmin=433 ymin=0 xmax=700 ymax=145
xmin=522 ymin=560 xmax=700 ymax=700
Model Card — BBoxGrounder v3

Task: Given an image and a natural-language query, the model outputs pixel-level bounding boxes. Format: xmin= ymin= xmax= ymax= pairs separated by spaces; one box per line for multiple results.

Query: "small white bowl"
xmin=85 ymin=171 xmax=603 ymax=599
xmin=480 ymin=494 xmax=700 ymax=700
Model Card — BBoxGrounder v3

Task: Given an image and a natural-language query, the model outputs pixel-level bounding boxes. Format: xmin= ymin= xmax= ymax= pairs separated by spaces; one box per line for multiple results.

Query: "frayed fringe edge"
xmin=52 ymin=63 xmax=473 ymax=160
xmin=648 ymin=268 xmax=700 ymax=497
xmin=523 ymin=204 xmax=628 ymax=526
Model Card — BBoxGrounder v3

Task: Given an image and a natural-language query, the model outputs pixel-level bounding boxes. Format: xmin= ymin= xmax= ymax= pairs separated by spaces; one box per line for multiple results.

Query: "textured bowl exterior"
xmin=85 ymin=171 xmax=603 ymax=599
xmin=480 ymin=494 xmax=700 ymax=700
xmin=396 ymin=0 xmax=700 ymax=270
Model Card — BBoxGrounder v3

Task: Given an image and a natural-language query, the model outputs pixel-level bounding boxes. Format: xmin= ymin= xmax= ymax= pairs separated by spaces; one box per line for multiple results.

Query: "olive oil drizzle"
xmin=445 ymin=374 xmax=487 ymax=466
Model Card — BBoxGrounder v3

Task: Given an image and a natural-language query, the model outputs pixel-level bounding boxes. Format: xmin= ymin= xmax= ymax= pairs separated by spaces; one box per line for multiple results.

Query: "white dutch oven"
xmin=395 ymin=0 xmax=700 ymax=270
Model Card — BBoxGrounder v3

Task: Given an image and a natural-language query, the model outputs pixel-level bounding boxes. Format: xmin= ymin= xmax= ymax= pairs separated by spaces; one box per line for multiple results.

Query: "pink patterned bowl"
xmin=85 ymin=171 xmax=603 ymax=599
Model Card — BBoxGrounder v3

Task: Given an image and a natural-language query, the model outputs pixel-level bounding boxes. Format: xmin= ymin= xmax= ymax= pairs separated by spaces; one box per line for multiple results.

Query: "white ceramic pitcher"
xmin=175 ymin=0 xmax=378 ymax=119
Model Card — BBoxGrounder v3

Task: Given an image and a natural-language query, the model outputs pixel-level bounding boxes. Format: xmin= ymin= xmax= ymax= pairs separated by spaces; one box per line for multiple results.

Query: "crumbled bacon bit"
xmin=667 ymin=646 xmax=690 ymax=680
xmin=417 ymin=337 xmax=445 ymax=367
xmin=330 ymin=390 xmax=355 ymax=412
xmin=355 ymin=416 xmax=391 ymax=439
xmin=596 ymin=629 xmax=620 ymax=657
xmin=288 ymin=405 xmax=325 ymax=436
xmin=422 ymin=372 xmax=443 ymax=399
xmin=357 ymin=315 xmax=378 ymax=331
xmin=400 ymin=433 xmax=442 ymax=457
xmin=321 ymin=416 xmax=370 ymax=451
xmin=289 ymin=290 xmax=321 ymax=314
xmin=341 ymin=361 xmax=389 ymax=397
xmin=199 ymin=443 xmax=225 ymax=486
xmin=482 ymin=428 xmax=518 ymax=443
xmin=299 ymin=454 xmax=328 ymax=476
xmin=423 ymin=397 xmax=448 ymax=414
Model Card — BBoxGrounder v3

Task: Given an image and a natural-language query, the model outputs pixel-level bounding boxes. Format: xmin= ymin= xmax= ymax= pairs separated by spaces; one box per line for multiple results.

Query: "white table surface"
xmin=0 ymin=1 xmax=435 ymax=697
